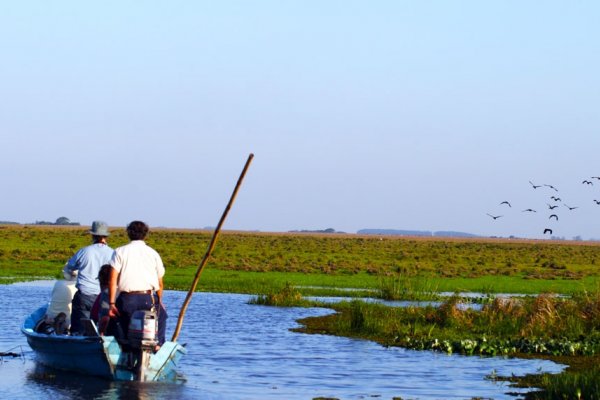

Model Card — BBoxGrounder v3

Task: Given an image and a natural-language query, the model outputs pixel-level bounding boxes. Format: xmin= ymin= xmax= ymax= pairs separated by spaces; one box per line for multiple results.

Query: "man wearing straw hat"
xmin=66 ymin=220 xmax=114 ymax=335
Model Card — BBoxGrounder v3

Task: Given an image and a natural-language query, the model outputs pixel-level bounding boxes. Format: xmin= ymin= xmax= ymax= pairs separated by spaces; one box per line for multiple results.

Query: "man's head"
xmin=126 ymin=220 xmax=149 ymax=241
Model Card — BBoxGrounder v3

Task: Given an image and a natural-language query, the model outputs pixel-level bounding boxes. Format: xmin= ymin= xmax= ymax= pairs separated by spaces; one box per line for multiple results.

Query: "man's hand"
xmin=108 ymin=304 xmax=120 ymax=318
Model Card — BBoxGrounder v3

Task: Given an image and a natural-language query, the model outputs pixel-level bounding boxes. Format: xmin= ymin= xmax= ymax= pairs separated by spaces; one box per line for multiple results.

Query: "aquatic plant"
xmin=524 ymin=365 xmax=600 ymax=400
xmin=377 ymin=271 xmax=440 ymax=301
xmin=349 ymin=300 xmax=366 ymax=331
xmin=249 ymin=282 xmax=306 ymax=307
xmin=298 ymin=294 xmax=600 ymax=358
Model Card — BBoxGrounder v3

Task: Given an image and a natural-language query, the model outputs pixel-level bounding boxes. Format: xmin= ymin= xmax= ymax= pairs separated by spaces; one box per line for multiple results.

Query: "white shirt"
xmin=46 ymin=279 xmax=77 ymax=327
xmin=110 ymin=240 xmax=165 ymax=292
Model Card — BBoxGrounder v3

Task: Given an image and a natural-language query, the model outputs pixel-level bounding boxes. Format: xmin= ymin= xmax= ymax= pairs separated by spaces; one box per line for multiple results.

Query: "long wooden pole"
xmin=171 ymin=153 xmax=254 ymax=342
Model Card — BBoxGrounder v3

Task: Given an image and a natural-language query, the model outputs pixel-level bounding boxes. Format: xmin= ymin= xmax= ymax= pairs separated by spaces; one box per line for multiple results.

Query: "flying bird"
xmin=486 ymin=213 xmax=503 ymax=220
xmin=522 ymin=208 xmax=537 ymax=213
xmin=594 ymin=200 xmax=600 ymax=205
xmin=549 ymin=214 xmax=558 ymax=220
xmin=529 ymin=181 xmax=542 ymax=189
xmin=564 ymin=204 xmax=578 ymax=210
xmin=500 ymin=201 xmax=512 ymax=207
xmin=543 ymin=228 xmax=553 ymax=235
xmin=544 ymin=184 xmax=558 ymax=192
xmin=592 ymin=176 xmax=600 ymax=180
xmin=547 ymin=203 xmax=559 ymax=210
xmin=551 ymin=196 xmax=561 ymax=202
xmin=582 ymin=180 xmax=593 ymax=185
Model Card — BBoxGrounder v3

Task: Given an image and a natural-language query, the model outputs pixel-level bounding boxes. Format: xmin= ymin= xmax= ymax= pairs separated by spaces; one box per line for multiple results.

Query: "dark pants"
xmin=70 ymin=290 xmax=98 ymax=334
xmin=116 ymin=292 xmax=167 ymax=345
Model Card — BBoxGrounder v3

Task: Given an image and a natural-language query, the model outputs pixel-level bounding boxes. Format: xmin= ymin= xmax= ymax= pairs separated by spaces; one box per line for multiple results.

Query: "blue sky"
xmin=1 ymin=1 xmax=599 ymax=239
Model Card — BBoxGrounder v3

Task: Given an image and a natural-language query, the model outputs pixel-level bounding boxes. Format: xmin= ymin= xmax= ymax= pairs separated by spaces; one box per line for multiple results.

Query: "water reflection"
xmin=306 ymin=295 xmax=483 ymax=310
xmin=27 ymin=364 xmax=198 ymax=400
xmin=28 ymin=364 xmax=115 ymax=398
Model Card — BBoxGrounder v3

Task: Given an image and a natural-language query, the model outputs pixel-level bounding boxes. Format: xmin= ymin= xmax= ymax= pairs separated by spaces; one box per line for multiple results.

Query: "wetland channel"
xmin=0 ymin=281 xmax=564 ymax=399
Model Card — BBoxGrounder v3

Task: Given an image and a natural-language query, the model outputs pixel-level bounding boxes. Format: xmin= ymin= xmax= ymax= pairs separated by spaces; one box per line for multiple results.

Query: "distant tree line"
xmin=35 ymin=217 xmax=80 ymax=226
xmin=0 ymin=217 xmax=80 ymax=226
xmin=288 ymin=228 xmax=345 ymax=234
xmin=357 ymin=229 xmax=478 ymax=238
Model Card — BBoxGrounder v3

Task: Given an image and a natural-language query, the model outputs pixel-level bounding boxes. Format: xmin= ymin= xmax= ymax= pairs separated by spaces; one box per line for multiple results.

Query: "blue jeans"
xmin=116 ymin=292 xmax=167 ymax=345
xmin=70 ymin=290 xmax=98 ymax=334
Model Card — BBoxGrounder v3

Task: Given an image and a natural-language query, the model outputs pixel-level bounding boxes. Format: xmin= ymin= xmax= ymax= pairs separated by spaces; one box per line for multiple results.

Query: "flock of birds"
xmin=486 ymin=177 xmax=600 ymax=236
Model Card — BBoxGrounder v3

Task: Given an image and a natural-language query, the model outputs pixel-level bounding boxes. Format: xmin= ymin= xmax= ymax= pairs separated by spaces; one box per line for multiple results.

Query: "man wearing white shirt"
xmin=108 ymin=220 xmax=167 ymax=347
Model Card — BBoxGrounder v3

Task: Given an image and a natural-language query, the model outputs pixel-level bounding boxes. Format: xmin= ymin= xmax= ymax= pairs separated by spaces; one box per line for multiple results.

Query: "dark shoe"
xmin=54 ymin=313 xmax=67 ymax=334
xmin=35 ymin=318 xmax=54 ymax=334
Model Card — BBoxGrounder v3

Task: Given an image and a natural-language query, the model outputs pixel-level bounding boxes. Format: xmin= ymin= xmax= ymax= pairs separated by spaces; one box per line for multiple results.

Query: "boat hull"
xmin=22 ymin=306 xmax=186 ymax=381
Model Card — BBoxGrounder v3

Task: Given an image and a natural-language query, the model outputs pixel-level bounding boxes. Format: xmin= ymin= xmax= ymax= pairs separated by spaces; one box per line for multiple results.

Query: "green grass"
xmin=2 ymin=225 xmax=600 ymax=297
xmin=167 ymin=269 xmax=600 ymax=299
xmin=431 ymin=275 xmax=600 ymax=295
xmin=166 ymin=269 xmax=380 ymax=296
xmin=527 ymin=365 xmax=600 ymax=399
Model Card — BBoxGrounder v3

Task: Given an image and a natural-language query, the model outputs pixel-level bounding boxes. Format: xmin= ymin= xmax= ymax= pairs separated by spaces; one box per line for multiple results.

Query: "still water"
xmin=0 ymin=282 xmax=564 ymax=400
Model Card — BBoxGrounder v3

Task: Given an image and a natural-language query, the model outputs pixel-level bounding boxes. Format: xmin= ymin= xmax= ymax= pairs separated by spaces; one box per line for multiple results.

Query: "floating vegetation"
xmin=395 ymin=335 xmax=600 ymax=357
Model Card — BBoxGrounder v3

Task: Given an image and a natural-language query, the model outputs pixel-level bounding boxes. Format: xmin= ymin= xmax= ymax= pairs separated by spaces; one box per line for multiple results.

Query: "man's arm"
xmin=66 ymin=249 xmax=82 ymax=271
xmin=107 ymin=267 xmax=119 ymax=317
xmin=157 ymin=277 xmax=163 ymax=304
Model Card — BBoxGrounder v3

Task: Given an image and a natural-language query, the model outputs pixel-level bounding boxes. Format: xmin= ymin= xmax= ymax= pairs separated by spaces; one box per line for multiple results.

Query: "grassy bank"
xmin=176 ymin=269 xmax=600 ymax=299
xmin=1 ymin=225 xmax=600 ymax=296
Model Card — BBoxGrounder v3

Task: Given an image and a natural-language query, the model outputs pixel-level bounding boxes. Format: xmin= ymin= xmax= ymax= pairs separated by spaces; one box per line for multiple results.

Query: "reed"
xmin=249 ymin=282 xmax=309 ymax=307
xmin=349 ymin=300 xmax=366 ymax=331
xmin=526 ymin=366 xmax=600 ymax=400
xmin=377 ymin=269 xmax=440 ymax=301
xmin=297 ymin=291 xmax=600 ymax=357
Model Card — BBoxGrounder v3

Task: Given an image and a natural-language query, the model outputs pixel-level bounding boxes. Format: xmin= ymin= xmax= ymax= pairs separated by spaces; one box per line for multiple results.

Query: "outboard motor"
xmin=128 ymin=309 xmax=158 ymax=381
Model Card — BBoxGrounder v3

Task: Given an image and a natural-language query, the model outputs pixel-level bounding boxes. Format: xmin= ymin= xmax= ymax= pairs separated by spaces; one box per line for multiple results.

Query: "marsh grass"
xmin=167 ymin=269 xmax=383 ymax=296
xmin=531 ymin=366 xmax=600 ymax=400
xmin=343 ymin=300 xmax=400 ymax=336
xmin=249 ymin=282 xmax=312 ymax=307
xmin=377 ymin=272 xmax=440 ymax=301
xmin=298 ymin=290 xmax=600 ymax=358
